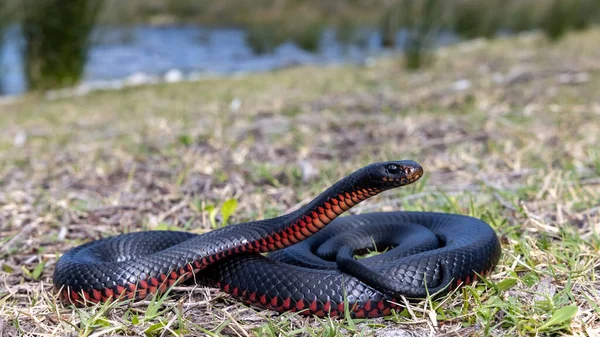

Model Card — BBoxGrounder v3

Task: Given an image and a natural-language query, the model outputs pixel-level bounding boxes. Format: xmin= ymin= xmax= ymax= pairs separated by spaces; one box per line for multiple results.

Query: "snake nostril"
xmin=410 ymin=165 xmax=423 ymax=178
xmin=405 ymin=166 xmax=419 ymax=177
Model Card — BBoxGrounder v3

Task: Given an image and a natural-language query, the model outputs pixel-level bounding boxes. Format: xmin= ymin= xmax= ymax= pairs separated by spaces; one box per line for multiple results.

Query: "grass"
xmin=1 ymin=28 xmax=600 ymax=336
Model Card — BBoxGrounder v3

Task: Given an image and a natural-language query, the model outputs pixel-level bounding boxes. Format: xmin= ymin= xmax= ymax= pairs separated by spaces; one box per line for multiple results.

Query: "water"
xmin=0 ymin=25 xmax=460 ymax=96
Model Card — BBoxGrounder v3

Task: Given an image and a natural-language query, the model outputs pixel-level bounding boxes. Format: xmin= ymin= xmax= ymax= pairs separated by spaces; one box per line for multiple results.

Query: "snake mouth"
xmin=381 ymin=173 xmax=422 ymax=185
xmin=379 ymin=160 xmax=423 ymax=188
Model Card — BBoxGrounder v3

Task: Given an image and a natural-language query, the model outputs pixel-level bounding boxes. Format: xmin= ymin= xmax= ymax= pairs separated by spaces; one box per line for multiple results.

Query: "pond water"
xmin=0 ymin=25 xmax=460 ymax=96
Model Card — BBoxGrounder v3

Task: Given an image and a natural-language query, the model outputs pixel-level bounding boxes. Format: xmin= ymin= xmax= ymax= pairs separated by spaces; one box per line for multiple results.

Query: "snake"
xmin=53 ymin=160 xmax=501 ymax=318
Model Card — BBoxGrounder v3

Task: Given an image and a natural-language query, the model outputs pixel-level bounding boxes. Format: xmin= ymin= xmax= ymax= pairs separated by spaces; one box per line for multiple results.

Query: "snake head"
xmin=363 ymin=160 xmax=423 ymax=190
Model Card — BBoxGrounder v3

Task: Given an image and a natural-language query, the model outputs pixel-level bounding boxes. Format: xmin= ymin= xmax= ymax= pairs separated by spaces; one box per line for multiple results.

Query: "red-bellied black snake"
xmin=53 ymin=160 xmax=501 ymax=317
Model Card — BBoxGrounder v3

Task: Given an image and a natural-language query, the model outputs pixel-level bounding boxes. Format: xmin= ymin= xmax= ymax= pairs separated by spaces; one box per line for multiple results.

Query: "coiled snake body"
xmin=53 ymin=161 xmax=501 ymax=317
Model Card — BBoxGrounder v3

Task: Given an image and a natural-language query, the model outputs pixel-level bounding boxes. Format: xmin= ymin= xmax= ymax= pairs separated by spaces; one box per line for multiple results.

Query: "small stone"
xmin=533 ymin=277 xmax=556 ymax=302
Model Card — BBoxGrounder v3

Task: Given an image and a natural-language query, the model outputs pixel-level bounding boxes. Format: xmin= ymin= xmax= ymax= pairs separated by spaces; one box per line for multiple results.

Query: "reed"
xmin=505 ymin=0 xmax=539 ymax=33
xmin=571 ymin=0 xmax=600 ymax=30
xmin=21 ymin=0 xmax=103 ymax=91
xmin=244 ymin=5 xmax=326 ymax=55
xmin=452 ymin=0 xmax=505 ymax=39
xmin=286 ymin=21 xmax=324 ymax=52
xmin=380 ymin=8 xmax=401 ymax=47
xmin=246 ymin=21 xmax=284 ymax=54
xmin=0 ymin=0 xmax=16 ymax=45
xmin=400 ymin=0 xmax=444 ymax=70
xmin=540 ymin=0 xmax=600 ymax=41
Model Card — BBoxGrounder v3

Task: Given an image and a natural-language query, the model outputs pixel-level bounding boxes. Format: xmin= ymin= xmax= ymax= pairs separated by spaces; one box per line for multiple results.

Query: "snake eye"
xmin=387 ymin=164 xmax=400 ymax=174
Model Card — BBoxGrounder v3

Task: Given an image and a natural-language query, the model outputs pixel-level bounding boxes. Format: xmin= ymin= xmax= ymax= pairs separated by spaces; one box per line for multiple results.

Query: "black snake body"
xmin=53 ymin=161 xmax=501 ymax=317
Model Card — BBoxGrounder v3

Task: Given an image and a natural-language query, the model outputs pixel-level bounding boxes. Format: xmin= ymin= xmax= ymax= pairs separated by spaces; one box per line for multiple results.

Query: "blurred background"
xmin=1 ymin=0 xmax=599 ymax=96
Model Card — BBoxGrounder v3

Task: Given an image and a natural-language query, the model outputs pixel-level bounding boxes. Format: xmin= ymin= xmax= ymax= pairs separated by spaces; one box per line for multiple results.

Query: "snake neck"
xmin=253 ymin=167 xmax=391 ymax=252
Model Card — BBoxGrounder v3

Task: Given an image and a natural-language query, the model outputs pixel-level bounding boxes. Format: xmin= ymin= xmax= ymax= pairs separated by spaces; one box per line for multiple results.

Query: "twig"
xmin=2 ymin=218 xmax=44 ymax=254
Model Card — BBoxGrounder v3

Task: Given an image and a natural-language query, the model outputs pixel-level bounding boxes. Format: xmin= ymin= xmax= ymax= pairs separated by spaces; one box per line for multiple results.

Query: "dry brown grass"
xmin=1 ymin=29 xmax=600 ymax=336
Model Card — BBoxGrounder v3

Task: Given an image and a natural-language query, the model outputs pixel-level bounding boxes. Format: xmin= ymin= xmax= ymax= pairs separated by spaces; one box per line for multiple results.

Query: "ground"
xmin=1 ymin=28 xmax=599 ymax=337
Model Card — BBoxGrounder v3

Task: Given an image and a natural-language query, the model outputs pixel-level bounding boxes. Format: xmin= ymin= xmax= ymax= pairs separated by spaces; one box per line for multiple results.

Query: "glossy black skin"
xmin=53 ymin=160 xmax=501 ymax=317
xmin=201 ymin=212 xmax=501 ymax=316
